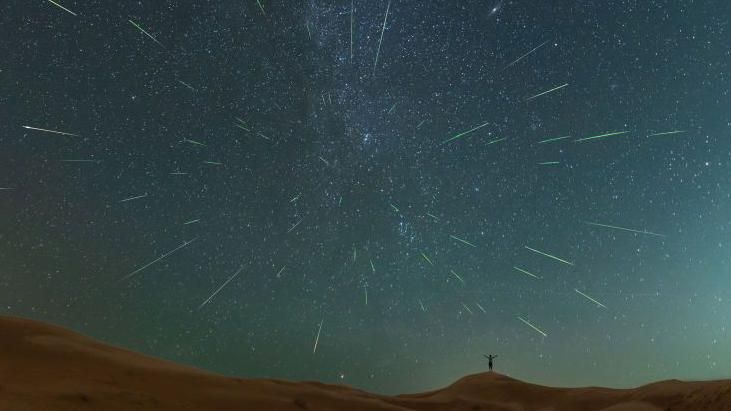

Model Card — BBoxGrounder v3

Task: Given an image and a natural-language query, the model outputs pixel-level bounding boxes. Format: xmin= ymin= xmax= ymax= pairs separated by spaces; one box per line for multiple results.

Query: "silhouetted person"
xmin=484 ymin=354 xmax=498 ymax=371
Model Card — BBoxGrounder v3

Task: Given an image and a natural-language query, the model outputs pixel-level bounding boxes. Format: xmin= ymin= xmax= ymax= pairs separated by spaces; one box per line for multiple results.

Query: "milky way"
xmin=0 ymin=0 xmax=729 ymax=394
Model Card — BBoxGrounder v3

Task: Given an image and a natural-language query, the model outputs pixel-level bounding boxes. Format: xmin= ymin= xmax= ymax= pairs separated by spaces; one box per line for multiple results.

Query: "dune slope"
xmin=1 ymin=316 xmax=729 ymax=411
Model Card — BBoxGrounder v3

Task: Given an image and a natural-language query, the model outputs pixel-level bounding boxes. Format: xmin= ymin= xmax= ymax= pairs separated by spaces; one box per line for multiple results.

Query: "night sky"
xmin=1 ymin=0 xmax=730 ymax=395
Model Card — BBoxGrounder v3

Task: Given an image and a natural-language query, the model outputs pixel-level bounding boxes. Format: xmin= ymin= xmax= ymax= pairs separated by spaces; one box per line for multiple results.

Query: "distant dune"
xmin=1 ymin=316 xmax=730 ymax=410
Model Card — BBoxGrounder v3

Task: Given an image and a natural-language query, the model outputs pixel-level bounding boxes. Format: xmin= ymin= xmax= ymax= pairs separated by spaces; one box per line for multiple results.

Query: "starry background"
xmin=1 ymin=0 xmax=730 ymax=395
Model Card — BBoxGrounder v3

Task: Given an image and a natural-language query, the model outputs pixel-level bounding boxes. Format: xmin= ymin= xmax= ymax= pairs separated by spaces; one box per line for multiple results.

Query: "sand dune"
xmin=1 ymin=316 xmax=729 ymax=411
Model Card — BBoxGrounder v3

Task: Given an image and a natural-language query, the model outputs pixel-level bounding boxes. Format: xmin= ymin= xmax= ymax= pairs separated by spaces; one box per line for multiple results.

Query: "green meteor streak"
xmin=524 ymin=245 xmax=574 ymax=266
xmin=486 ymin=137 xmax=506 ymax=145
xmin=390 ymin=203 xmax=400 ymax=212
xmin=421 ymin=252 xmax=434 ymax=266
xmin=538 ymin=161 xmax=560 ymax=165
xmin=128 ymin=19 xmax=165 ymax=48
xmin=648 ymin=130 xmax=686 ymax=137
xmin=441 ymin=121 xmax=490 ymax=145
xmin=450 ymin=270 xmax=465 ymax=284
xmin=574 ymin=130 xmax=629 ymax=143
xmin=177 ymin=80 xmax=196 ymax=92
xmin=537 ymin=135 xmax=571 ymax=144
xmin=255 ymin=0 xmax=265 ymax=15
xmin=513 ymin=266 xmax=541 ymax=279
xmin=184 ymin=138 xmax=206 ymax=146
xmin=203 ymin=161 xmax=223 ymax=166
xmin=526 ymin=83 xmax=569 ymax=101
xmin=584 ymin=221 xmax=666 ymax=238
xmin=449 ymin=234 xmax=477 ymax=248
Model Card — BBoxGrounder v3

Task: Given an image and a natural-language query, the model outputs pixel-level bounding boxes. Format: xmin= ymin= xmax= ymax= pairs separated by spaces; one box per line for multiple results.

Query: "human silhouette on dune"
xmin=483 ymin=354 xmax=498 ymax=371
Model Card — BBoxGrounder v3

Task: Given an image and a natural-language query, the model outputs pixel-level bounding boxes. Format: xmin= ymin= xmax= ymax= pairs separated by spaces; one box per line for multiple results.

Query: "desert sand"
xmin=1 ymin=316 xmax=729 ymax=410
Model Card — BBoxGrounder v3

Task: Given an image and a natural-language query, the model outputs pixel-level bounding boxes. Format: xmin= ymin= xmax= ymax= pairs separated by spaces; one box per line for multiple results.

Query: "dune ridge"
xmin=1 ymin=315 xmax=729 ymax=410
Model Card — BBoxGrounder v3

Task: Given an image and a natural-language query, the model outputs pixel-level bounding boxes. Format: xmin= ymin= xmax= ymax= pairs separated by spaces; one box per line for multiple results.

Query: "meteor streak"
xmin=574 ymin=130 xmax=629 ymax=143
xmin=450 ymin=234 xmax=477 ymax=248
xmin=502 ymin=40 xmax=550 ymax=70
xmin=372 ymin=0 xmax=392 ymax=76
xmin=574 ymin=288 xmax=607 ymax=309
xmin=475 ymin=302 xmax=487 ymax=313
xmin=177 ymin=80 xmax=197 ymax=92
xmin=537 ymin=135 xmax=571 ymax=144
xmin=128 ymin=19 xmax=165 ymax=48
xmin=61 ymin=159 xmax=101 ymax=163
xmin=287 ymin=219 xmax=303 ymax=233
xmin=421 ymin=252 xmax=433 ymax=266
xmin=23 ymin=125 xmax=78 ymax=136
xmin=198 ymin=266 xmax=244 ymax=310
xmin=256 ymin=0 xmax=265 ymax=15
xmin=584 ymin=221 xmax=666 ymax=238
xmin=122 ymin=238 xmax=197 ymax=281
xmin=442 ymin=121 xmax=490 ymax=145
xmin=524 ymin=245 xmax=574 ymax=266
xmin=450 ymin=270 xmax=465 ymax=284
xmin=513 ymin=266 xmax=541 ymax=279
xmin=648 ymin=130 xmax=685 ymax=137
xmin=183 ymin=138 xmax=206 ymax=146
xmin=313 ymin=319 xmax=324 ymax=353
xmin=350 ymin=0 xmax=354 ymax=60
xmin=120 ymin=193 xmax=148 ymax=203
xmin=517 ymin=316 xmax=547 ymax=337
xmin=47 ymin=0 xmax=77 ymax=16
xmin=526 ymin=83 xmax=569 ymax=101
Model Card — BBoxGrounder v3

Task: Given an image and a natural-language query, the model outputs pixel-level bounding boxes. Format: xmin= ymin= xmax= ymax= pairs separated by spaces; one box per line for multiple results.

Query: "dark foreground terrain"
xmin=1 ymin=316 xmax=729 ymax=410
